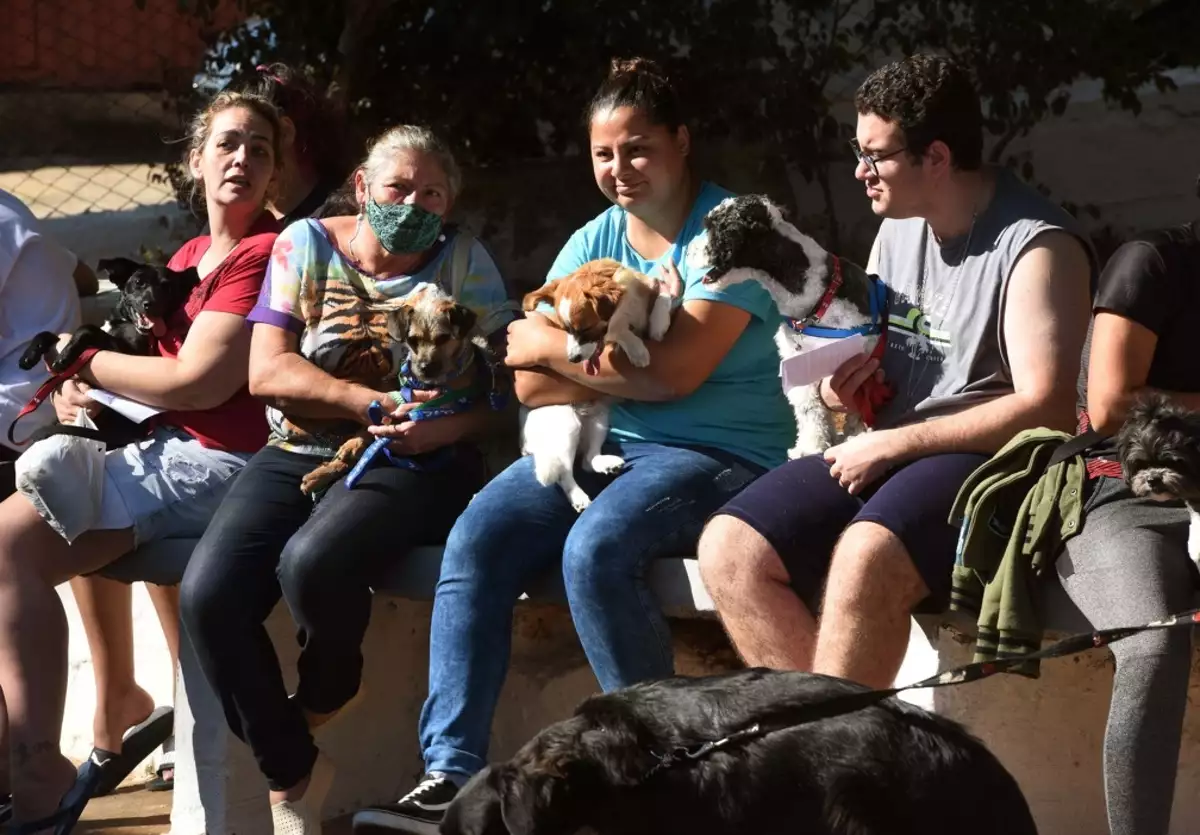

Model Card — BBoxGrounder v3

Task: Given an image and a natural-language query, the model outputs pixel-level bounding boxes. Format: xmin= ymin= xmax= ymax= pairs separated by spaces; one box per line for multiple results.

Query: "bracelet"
xmin=385 ymin=391 xmax=406 ymax=408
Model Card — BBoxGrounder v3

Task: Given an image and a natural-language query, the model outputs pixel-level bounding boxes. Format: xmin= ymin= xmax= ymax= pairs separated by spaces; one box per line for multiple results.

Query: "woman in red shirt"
xmin=0 ymin=90 xmax=282 ymax=832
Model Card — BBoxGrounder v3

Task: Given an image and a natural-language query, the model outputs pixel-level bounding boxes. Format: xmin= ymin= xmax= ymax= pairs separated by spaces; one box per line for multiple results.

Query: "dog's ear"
xmin=492 ymin=765 xmax=541 ymax=835
xmin=166 ymin=266 xmax=201 ymax=290
xmin=388 ymin=303 xmax=412 ymax=342
xmin=522 ymin=284 xmax=557 ymax=314
xmin=448 ymin=303 xmax=478 ymax=339
xmin=593 ymin=283 xmax=621 ymax=324
xmin=97 ymin=257 xmax=142 ymax=290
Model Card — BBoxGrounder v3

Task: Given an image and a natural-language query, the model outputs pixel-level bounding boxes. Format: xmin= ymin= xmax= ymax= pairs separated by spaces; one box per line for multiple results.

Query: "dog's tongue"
xmin=585 ymin=346 xmax=602 ymax=376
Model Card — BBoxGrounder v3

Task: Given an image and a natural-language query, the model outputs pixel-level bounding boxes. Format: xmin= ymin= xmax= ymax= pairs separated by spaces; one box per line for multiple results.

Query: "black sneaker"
xmin=352 ymin=772 xmax=460 ymax=833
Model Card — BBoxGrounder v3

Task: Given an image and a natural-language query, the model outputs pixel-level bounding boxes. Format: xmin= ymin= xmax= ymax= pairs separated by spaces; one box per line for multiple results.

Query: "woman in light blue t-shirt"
xmin=353 ymin=57 xmax=793 ymax=829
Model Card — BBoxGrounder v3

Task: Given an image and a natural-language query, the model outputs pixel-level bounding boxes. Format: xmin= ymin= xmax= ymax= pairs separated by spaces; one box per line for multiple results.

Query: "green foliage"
xmin=156 ymin=0 xmax=1189 ymax=247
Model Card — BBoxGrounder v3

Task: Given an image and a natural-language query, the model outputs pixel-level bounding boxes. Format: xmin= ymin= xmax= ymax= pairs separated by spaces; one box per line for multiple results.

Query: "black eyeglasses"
xmin=849 ymin=140 xmax=908 ymax=177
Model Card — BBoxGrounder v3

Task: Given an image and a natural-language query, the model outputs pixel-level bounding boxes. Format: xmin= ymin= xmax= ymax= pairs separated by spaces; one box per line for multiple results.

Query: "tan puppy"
xmin=520 ymin=259 xmax=674 ymax=511
xmin=300 ymin=284 xmax=483 ymax=496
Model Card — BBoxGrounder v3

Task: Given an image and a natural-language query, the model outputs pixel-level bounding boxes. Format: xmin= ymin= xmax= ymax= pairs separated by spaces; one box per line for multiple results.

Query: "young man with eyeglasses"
xmin=697 ymin=53 xmax=1096 ymax=689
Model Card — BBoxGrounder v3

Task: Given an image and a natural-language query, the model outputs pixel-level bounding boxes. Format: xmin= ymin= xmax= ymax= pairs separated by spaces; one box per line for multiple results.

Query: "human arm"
xmin=77 ymin=309 xmax=254 ymax=411
xmin=1085 ymin=314 xmax=1200 ymax=433
xmin=826 ymin=230 xmax=1093 ymax=493
xmin=247 ymin=323 xmax=388 ymax=424
xmin=1082 ymin=238 xmax=1200 ymax=432
xmin=508 ymin=259 xmax=746 ymax=403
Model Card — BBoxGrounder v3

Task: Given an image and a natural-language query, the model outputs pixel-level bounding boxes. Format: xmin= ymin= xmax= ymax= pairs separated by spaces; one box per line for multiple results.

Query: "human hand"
xmin=368 ymin=416 xmax=459 ymax=455
xmin=504 ymin=316 xmax=563 ymax=369
xmin=820 ymin=353 xmax=885 ymax=414
xmin=54 ymin=378 xmax=104 ymax=423
xmin=824 ymin=430 xmax=900 ymax=495
xmin=658 ymin=258 xmax=683 ymax=300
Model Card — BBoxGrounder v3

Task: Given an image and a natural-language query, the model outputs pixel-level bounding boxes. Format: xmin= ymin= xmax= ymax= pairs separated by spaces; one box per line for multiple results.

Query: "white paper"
xmin=779 ymin=333 xmax=870 ymax=392
xmin=85 ymin=388 xmax=165 ymax=424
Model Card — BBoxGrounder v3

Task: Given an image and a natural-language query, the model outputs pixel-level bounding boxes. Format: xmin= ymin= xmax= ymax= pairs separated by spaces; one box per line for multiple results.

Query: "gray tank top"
xmin=871 ymin=168 xmax=1096 ymax=429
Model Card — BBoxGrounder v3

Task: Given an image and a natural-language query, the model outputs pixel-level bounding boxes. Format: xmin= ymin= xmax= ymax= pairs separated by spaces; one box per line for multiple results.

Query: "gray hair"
xmin=361 ymin=125 xmax=462 ymax=199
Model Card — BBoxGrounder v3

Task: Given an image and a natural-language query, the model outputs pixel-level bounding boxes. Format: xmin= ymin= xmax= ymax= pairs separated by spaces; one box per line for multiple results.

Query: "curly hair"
xmin=855 ymin=53 xmax=983 ymax=171
xmin=585 ymin=57 xmax=684 ymax=132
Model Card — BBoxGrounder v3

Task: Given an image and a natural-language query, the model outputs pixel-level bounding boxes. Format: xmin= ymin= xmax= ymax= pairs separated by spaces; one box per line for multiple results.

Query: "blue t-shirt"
xmin=544 ymin=181 xmax=793 ymax=469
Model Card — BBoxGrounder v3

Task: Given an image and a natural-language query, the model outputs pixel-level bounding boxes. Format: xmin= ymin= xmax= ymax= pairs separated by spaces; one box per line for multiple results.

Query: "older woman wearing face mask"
xmin=178 ymin=125 xmax=516 ymax=835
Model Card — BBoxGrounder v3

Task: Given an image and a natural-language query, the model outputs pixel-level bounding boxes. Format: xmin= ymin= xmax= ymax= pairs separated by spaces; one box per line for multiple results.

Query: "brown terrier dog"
xmin=299 ymin=284 xmax=485 ymax=495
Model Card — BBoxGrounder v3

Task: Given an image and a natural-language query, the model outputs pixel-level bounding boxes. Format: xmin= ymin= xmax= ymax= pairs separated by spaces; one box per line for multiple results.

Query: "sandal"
xmin=89 ymin=705 xmax=174 ymax=796
xmin=7 ymin=754 xmax=103 ymax=834
xmin=145 ymin=736 xmax=174 ymax=792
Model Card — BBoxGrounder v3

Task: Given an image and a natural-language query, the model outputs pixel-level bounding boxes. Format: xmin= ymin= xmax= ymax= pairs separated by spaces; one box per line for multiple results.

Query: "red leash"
xmin=849 ymin=327 xmax=894 ymax=428
xmin=7 ymin=348 xmax=101 ymax=447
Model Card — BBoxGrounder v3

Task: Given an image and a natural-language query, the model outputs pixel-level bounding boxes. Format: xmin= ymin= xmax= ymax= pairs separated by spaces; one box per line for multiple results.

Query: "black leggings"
xmin=179 ymin=443 xmax=485 ymax=790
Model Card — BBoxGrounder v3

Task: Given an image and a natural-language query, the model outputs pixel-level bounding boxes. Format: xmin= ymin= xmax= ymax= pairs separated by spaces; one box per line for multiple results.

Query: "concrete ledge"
xmin=88 ymin=538 xmax=1200 ymax=835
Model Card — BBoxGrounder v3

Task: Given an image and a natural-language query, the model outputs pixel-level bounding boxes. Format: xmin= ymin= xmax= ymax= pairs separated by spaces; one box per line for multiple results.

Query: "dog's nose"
xmin=1148 ymin=475 xmax=1165 ymax=493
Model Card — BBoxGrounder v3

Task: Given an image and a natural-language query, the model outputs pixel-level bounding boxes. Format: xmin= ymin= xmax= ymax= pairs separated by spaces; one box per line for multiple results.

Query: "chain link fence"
xmin=0 ymin=0 xmax=240 ymax=222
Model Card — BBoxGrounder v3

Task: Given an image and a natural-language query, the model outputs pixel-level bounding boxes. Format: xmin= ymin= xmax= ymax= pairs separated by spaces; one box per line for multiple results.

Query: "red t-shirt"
xmin=157 ymin=212 xmax=281 ymax=452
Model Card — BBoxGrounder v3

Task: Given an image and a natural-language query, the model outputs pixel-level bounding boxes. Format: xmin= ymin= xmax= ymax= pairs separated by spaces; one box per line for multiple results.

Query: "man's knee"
xmin=824 ymin=521 xmax=927 ymax=613
xmin=697 ymin=514 xmax=790 ymax=606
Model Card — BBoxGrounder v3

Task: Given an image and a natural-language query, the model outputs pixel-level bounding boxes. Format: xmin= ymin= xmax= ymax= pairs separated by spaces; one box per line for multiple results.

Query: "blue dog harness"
xmin=784 ymin=256 xmax=888 ymax=339
xmin=343 ymin=349 xmax=508 ymax=488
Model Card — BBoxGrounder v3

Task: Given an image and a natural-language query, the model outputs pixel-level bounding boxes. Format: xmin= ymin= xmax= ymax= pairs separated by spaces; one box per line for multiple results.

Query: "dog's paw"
xmin=623 ymin=339 xmax=651 ymax=368
xmin=568 ymin=487 xmax=592 ymax=513
xmin=587 ymin=454 xmax=625 ymax=475
xmin=648 ymin=295 xmax=672 ymax=341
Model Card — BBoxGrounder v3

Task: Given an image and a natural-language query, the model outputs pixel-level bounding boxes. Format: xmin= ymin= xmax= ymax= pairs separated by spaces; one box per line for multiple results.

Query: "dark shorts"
xmin=715 ymin=452 xmax=988 ymax=613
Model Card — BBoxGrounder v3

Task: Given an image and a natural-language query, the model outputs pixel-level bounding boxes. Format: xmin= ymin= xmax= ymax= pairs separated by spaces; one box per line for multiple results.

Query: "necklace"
xmin=902 ymin=209 xmax=981 ymax=406
xmin=917 ymin=211 xmax=977 ymax=331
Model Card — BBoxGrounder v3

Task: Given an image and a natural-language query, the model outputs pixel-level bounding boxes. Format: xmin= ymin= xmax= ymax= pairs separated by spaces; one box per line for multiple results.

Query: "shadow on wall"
xmin=40 ymin=203 xmax=201 ymax=268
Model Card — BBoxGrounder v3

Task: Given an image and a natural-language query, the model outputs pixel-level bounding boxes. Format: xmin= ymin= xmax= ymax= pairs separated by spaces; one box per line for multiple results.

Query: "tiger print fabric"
xmin=247 ymin=218 xmax=514 ymax=456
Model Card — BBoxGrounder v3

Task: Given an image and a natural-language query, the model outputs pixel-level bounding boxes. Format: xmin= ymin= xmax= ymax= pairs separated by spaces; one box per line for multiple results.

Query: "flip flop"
xmin=87 ymin=705 xmax=174 ymax=797
xmin=145 ymin=735 xmax=174 ymax=792
xmin=7 ymin=754 xmax=103 ymax=834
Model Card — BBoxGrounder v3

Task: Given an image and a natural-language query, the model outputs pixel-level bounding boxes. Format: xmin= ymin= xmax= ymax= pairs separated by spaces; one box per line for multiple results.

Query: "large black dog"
xmin=19 ymin=257 xmax=199 ymax=374
xmin=443 ymin=669 xmax=1037 ymax=835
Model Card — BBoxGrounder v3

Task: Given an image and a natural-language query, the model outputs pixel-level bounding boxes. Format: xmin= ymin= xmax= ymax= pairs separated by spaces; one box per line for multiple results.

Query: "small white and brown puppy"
xmin=520 ymin=258 xmax=673 ymax=512
xmin=1117 ymin=393 xmax=1200 ymax=565
xmin=700 ymin=194 xmax=891 ymax=458
xmin=299 ymin=284 xmax=485 ymax=495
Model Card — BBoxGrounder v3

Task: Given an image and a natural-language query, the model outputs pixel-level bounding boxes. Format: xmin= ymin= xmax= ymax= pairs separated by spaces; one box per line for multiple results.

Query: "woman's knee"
xmin=277 ymin=529 xmax=341 ymax=609
xmin=1111 ymin=627 xmax=1193 ymax=669
xmin=179 ymin=550 xmax=227 ymax=639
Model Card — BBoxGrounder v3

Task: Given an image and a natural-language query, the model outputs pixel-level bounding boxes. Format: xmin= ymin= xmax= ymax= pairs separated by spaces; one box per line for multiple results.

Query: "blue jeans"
xmin=419 ymin=441 xmax=764 ymax=779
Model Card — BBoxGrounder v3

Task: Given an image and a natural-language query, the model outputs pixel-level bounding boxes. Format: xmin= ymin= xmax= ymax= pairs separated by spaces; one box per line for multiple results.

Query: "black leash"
xmin=644 ymin=606 xmax=1200 ymax=780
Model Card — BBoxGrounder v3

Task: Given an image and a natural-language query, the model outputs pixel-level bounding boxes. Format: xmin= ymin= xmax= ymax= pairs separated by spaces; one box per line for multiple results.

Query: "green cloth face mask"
xmin=365 ymin=196 xmax=443 ymax=254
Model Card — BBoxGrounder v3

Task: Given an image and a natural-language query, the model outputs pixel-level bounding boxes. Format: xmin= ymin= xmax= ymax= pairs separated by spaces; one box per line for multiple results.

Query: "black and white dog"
xmin=1117 ymin=393 xmax=1200 ymax=564
xmin=699 ymin=195 xmax=891 ymax=457
xmin=442 ymin=668 xmax=1038 ymax=835
xmin=19 ymin=257 xmax=199 ymax=375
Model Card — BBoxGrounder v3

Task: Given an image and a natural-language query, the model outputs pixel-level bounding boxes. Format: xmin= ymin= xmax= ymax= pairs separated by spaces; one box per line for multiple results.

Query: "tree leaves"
xmin=160 ymin=0 xmax=1187 ymax=247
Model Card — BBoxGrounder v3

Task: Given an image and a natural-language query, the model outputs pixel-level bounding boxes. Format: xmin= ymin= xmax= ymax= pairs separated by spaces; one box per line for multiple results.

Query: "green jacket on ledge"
xmin=947 ymin=428 xmax=1086 ymax=678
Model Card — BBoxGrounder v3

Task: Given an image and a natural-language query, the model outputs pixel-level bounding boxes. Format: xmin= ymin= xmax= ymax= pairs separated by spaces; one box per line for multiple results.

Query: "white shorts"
xmin=91 ymin=426 xmax=251 ymax=549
